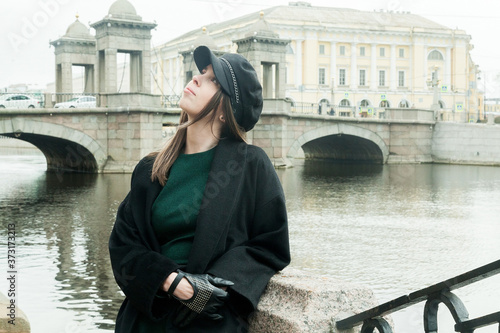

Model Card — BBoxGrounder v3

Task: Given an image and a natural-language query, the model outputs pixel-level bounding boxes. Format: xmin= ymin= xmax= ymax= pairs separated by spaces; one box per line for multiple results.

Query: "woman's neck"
xmin=184 ymin=120 xmax=221 ymax=154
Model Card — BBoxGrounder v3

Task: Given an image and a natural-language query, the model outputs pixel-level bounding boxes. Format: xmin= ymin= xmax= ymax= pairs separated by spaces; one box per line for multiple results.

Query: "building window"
xmin=399 ymin=48 xmax=405 ymax=58
xmin=318 ymin=67 xmax=326 ymax=85
xmin=380 ymin=47 xmax=385 ymax=57
xmin=359 ymin=69 xmax=366 ymax=86
xmin=380 ymin=100 xmax=390 ymax=107
xmin=340 ymin=45 xmax=346 ymax=56
xmin=399 ymin=100 xmax=410 ymax=108
xmin=360 ymin=46 xmax=365 ymax=56
xmin=428 ymin=50 xmax=444 ymax=60
xmin=340 ymin=99 xmax=350 ymax=106
xmin=339 ymin=69 xmax=346 ymax=85
xmin=319 ymin=44 xmax=325 ymax=55
xmin=398 ymin=71 xmax=405 ymax=87
xmin=360 ymin=99 xmax=370 ymax=107
xmin=379 ymin=70 xmax=386 ymax=86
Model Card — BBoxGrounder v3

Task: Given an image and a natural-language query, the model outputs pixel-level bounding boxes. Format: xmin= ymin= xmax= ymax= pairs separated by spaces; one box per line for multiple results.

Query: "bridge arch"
xmin=0 ymin=119 xmax=107 ymax=173
xmin=287 ymin=124 xmax=389 ymax=163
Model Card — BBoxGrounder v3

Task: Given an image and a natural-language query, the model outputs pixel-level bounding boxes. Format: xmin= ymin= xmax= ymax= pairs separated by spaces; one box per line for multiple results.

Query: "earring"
xmin=219 ymin=115 xmax=225 ymax=122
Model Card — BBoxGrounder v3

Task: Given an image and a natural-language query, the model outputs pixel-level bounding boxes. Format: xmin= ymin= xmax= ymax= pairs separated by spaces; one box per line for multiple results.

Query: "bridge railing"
xmin=290 ymin=103 xmax=387 ymax=119
xmin=336 ymin=259 xmax=500 ymax=332
xmin=161 ymin=94 xmax=182 ymax=108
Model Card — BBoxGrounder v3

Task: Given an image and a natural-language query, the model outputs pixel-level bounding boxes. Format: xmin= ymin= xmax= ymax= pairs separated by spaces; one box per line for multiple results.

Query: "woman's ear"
xmin=219 ymin=114 xmax=225 ymax=123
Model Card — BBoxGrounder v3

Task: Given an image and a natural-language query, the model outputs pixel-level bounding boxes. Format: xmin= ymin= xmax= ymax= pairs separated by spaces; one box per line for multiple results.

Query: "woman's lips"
xmin=185 ymin=87 xmax=196 ymax=96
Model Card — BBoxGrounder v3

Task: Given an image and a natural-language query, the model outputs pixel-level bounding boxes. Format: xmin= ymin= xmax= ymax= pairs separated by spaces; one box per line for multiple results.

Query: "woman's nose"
xmin=192 ymin=74 xmax=201 ymax=86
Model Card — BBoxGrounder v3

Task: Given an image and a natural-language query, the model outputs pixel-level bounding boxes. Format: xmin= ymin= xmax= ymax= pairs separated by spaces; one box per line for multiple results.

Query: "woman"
xmin=109 ymin=45 xmax=290 ymax=332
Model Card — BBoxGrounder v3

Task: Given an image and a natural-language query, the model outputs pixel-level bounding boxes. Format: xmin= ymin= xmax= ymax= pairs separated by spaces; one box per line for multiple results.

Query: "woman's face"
xmin=180 ymin=64 xmax=220 ymax=116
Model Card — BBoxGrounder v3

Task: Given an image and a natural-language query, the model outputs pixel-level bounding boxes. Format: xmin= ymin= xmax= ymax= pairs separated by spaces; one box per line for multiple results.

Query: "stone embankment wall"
xmin=249 ymin=268 xmax=378 ymax=332
xmin=432 ymin=122 xmax=500 ymax=166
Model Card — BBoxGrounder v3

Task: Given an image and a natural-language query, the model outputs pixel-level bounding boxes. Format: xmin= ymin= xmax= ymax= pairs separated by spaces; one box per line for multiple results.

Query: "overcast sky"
xmin=2 ymin=0 xmax=500 ymax=96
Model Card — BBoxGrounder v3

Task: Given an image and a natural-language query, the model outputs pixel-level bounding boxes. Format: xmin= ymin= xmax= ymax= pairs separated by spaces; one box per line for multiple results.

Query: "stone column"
xmin=61 ymin=62 xmax=73 ymax=94
xmin=142 ymin=48 xmax=152 ymax=93
xmin=390 ymin=44 xmax=397 ymax=90
xmin=371 ymin=43 xmax=377 ymax=90
xmin=295 ymin=39 xmax=303 ymax=88
xmin=104 ymin=49 xmax=117 ymax=93
xmin=84 ymin=65 xmax=95 ymax=93
xmin=130 ymin=51 xmax=143 ymax=93
xmin=263 ymin=63 xmax=274 ymax=98
xmin=330 ymin=41 xmax=336 ymax=87
xmin=350 ymin=42 xmax=357 ymax=90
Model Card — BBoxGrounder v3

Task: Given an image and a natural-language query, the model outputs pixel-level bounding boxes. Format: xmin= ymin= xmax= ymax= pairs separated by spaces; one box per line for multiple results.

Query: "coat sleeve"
xmin=207 ymin=148 xmax=291 ymax=317
xmin=109 ymin=159 xmax=180 ymax=321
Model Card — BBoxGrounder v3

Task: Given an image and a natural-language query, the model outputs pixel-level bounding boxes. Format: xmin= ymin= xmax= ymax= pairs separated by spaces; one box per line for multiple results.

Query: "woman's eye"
xmin=211 ymin=78 xmax=218 ymax=84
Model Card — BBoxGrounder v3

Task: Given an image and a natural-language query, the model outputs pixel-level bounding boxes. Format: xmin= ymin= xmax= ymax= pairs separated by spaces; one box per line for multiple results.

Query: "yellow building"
xmin=151 ymin=2 xmax=483 ymax=122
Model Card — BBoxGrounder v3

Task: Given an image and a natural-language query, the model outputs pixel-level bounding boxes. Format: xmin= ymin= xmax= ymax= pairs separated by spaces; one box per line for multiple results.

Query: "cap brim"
xmin=193 ymin=46 xmax=231 ymax=97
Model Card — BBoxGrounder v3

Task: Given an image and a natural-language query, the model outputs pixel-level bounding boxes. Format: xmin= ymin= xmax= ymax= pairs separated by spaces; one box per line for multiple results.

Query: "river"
xmin=0 ymin=154 xmax=499 ymax=332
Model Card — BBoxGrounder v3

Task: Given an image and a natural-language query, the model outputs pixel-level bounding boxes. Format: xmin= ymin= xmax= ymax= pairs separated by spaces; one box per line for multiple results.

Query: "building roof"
xmin=164 ymin=2 xmax=456 ymax=46
xmin=64 ymin=17 xmax=93 ymax=39
xmin=108 ymin=0 xmax=142 ymax=21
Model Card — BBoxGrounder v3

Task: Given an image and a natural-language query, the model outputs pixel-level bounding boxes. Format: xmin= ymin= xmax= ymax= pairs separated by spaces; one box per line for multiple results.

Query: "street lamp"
xmin=426 ymin=66 xmax=440 ymax=121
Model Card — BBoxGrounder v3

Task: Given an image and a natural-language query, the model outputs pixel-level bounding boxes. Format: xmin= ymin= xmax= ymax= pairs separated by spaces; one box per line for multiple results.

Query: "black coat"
xmin=109 ymin=138 xmax=290 ymax=332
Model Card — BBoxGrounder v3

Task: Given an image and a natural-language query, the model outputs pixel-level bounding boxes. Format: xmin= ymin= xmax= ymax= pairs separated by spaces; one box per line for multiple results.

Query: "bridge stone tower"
xmin=180 ymin=27 xmax=224 ymax=87
xmin=50 ymin=16 xmax=96 ymax=102
xmin=234 ymin=13 xmax=292 ymax=166
xmin=235 ymin=12 xmax=290 ymax=99
xmin=90 ymin=0 xmax=158 ymax=107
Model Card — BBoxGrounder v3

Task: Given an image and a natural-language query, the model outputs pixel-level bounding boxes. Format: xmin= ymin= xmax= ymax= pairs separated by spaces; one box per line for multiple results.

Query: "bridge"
xmin=1 ymin=100 xmax=499 ymax=173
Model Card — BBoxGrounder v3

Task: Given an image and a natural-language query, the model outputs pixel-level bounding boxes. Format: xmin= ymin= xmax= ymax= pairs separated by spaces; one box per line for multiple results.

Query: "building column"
xmin=446 ymin=46 xmax=452 ymax=87
xmin=409 ymin=44 xmax=414 ymax=90
xmin=295 ymin=39 xmax=304 ymax=88
xmin=176 ymin=56 xmax=181 ymax=95
xmin=330 ymin=42 xmax=336 ymax=87
xmin=390 ymin=44 xmax=397 ymax=90
xmin=350 ymin=42 xmax=357 ymax=90
xmin=370 ymin=43 xmax=377 ymax=90
xmin=423 ymin=46 xmax=428 ymax=89
xmin=168 ymin=57 xmax=173 ymax=95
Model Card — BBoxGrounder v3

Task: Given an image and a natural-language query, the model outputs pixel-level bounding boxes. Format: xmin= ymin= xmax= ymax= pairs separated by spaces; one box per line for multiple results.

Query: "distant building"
xmin=151 ymin=2 xmax=483 ymax=121
xmin=485 ymin=98 xmax=500 ymax=113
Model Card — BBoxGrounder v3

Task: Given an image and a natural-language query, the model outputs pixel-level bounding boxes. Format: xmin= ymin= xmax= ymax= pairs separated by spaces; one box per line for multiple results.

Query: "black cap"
xmin=193 ymin=45 xmax=263 ymax=132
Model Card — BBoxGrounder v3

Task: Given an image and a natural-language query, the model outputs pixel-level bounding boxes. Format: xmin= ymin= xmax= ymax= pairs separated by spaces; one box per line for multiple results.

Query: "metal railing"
xmin=336 ymin=259 xmax=500 ymax=333
xmin=162 ymin=94 xmax=181 ymax=108
xmin=290 ymin=103 xmax=386 ymax=119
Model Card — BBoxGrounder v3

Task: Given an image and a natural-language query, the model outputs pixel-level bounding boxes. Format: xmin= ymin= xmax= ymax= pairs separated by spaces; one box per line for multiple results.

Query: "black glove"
xmin=167 ymin=269 xmax=234 ymax=328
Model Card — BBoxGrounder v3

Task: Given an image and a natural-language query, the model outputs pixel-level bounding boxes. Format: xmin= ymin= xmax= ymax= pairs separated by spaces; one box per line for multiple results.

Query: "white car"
xmin=54 ymin=96 xmax=96 ymax=108
xmin=0 ymin=94 xmax=41 ymax=108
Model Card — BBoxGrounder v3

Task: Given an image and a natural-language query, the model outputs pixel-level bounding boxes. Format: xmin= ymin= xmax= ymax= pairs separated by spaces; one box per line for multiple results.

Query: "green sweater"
xmin=137 ymin=148 xmax=215 ymax=332
xmin=151 ymin=147 xmax=215 ymax=265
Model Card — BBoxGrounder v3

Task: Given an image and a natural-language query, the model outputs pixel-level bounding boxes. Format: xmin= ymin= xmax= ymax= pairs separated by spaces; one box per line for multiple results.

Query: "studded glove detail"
xmin=168 ymin=269 xmax=234 ymax=328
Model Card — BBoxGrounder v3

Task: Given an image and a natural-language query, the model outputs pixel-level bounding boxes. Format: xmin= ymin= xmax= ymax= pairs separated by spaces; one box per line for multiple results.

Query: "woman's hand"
xmin=163 ymin=272 xmax=194 ymax=300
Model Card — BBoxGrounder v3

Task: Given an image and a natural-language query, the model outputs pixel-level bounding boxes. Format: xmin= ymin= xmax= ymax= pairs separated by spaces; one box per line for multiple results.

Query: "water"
xmin=0 ymin=155 xmax=499 ymax=332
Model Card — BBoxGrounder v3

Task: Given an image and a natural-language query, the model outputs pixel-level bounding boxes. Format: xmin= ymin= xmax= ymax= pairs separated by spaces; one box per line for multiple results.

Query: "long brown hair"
xmin=150 ymin=89 xmax=246 ymax=186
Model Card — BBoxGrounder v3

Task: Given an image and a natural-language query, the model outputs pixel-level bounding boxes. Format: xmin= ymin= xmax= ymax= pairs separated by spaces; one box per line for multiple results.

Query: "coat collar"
xmin=186 ymin=139 xmax=247 ymax=273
